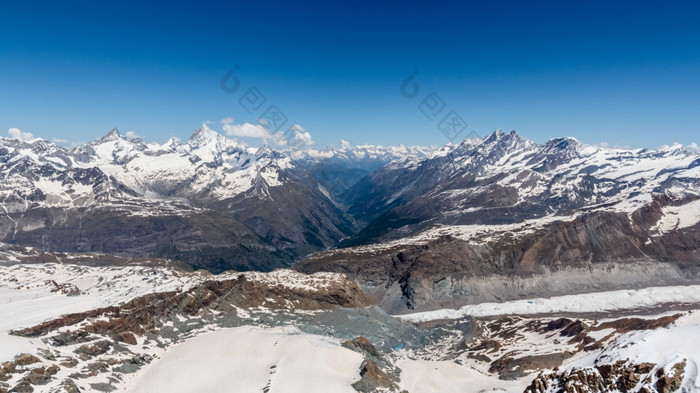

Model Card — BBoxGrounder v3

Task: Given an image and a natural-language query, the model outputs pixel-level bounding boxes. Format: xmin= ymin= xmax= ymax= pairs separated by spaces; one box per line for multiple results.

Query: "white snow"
xmin=124 ymin=326 xmax=363 ymax=393
xmin=652 ymin=198 xmax=700 ymax=234
xmin=0 ymin=263 xmax=196 ymax=362
xmin=396 ymin=358 xmax=526 ymax=393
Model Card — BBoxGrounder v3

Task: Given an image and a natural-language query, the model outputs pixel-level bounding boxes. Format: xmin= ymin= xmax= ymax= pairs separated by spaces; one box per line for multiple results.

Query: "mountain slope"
xmin=297 ymin=131 xmax=700 ymax=312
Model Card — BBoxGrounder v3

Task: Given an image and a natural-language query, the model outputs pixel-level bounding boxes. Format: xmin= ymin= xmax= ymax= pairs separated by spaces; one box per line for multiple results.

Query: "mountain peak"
xmin=473 ymin=129 xmax=535 ymax=154
xmin=188 ymin=123 xmax=222 ymax=146
xmin=544 ymin=136 xmax=583 ymax=151
xmin=97 ymin=128 xmax=123 ymax=142
xmin=483 ymin=129 xmax=505 ymax=144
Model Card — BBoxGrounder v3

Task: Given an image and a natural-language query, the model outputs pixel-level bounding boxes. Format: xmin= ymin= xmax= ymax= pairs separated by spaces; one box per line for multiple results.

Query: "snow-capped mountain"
xmin=1 ymin=127 xmax=699 ymax=285
xmin=297 ymin=130 xmax=700 ymax=313
xmin=0 ymin=126 xmax=366 ymax=271
xmin=295 ymin=142 xmax=438 ymax=172
xmin=342 ymin=130 xmax=700 ymax=243
xmin=289 ymin=142 xmax=439 ymax=202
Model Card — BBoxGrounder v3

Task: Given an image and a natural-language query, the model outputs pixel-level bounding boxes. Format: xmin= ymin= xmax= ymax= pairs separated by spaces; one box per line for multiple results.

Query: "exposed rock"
xmin=12 ymin=273 xmax=373 ymax=342
xmin=13 ymin=355 xmax=40 ymax=367
xmin=19 ymin=365 xmax=59 ymax=385
xmin=112 ymin=332 xmax=137 ymax=345
xmin=46 ymin=280 xmax=81 ymax=296
xmin=656 ymin=361 xmax=685 ymax=393
xmin=297 ymin=194 xmax=700 ymax=313
xmin=490 ymin=352 xmax=572 ymax=380
xmin=525 ymin=359 xmax=682 ymax=393
xmin=59 ymin=358 xmax=79 ymax=368
xmin=74 ymin=340 xmax=112 ymax=359
xmin=544 ymin=318 xmax=573 ymax=332
xmin=342 ymin=337 xmax=383 ymax=361
xmin=560 ymin=320 xmax=587 ymax=337
xmin=89 ymin=382 xmax=116 ymax=392
xmin=61 ymin=378 xmax=81 ymax=393
xmin=0 ymin=362 xmax=15 ymax=382
xmin=351 ymin=360 xmax=400 ymax=393
xmin=9 ymin=383 xmax=33 ymax=393
xmin=36 ymin=349 xmax=56 ymax=361
xmin=111 ymin=355 xmax=153 ymax=374
xmin=595 ymin=314 xmax=681 ymax=332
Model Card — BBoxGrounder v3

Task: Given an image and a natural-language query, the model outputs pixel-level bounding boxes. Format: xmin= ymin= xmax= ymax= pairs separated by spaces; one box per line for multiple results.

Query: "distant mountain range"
xmin=0 ymin=125 xmax=436 ymax=271
xmin=1 ymin=127 xmax=699 ymax=310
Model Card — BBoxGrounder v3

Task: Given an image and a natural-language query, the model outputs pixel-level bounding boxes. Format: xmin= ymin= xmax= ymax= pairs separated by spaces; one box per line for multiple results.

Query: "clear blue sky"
xmin=1 ymin=0 xmax=698 ymax=148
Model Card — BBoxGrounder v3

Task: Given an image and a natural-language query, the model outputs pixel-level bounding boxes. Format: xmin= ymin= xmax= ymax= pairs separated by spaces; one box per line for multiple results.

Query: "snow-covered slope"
xmin=126 ymin=326 xmax=364 ymax=393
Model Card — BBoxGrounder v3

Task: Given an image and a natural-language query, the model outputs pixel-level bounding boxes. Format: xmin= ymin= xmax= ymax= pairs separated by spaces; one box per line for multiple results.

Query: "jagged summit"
xmin=97 ymin=127 xmax=123 ymax=142
xmin=187 ymin=123 xmax=223 ymax=147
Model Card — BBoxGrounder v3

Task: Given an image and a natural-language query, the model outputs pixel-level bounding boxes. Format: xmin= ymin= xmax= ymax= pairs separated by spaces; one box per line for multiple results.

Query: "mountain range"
xmin=1 ymin=127 xmax=699 ymax=311
xmin=1 ymin=127 xmax=700 ymax=393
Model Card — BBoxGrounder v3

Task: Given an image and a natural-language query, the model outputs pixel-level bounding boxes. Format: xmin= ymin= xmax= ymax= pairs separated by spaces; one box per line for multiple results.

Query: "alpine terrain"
xmin=1 ymin=128 xmax=699 ymax=393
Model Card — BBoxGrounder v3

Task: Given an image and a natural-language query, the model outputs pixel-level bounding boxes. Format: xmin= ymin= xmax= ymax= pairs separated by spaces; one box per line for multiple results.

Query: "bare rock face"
xmin=74 ymin=341 xmax=112 ymax=359
xmin=20 ymin=365 xmax=60 ymax=386
xmin=61 ymin=379 xmax=80 ymax=393
xmin=342 ymin=336 xmax=405 ymax=393
xmin=656 ymin=362 xmax=686 ymax=393
xmin=297 ymin=196 xmax=700 ymax=313
xmin=343 ymin=336 xmax=384 ymax=361
xmin=352 ymin=359 xmax=400 ymax=393
xmin=13 ymin=355 xmax=39 ymax=367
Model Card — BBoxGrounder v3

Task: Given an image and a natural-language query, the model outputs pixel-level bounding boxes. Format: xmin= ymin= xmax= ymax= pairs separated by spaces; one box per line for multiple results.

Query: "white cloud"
xmin=220 ymin=121 xmax=314 ymax=150
xmin=288 ymin=124 xmax=314 ymax=148
xmin=272 ymin=131 xmax=288 ymax=146
xmin=341 ymin=139 xmax=351 ymax=149
xmin=51 ymin=137 xmax=68 ymax=143
xmin=125 ymin=131 xmax=141 ymax=139
xmin=223 ymin=122 xmax=272 ymax=139
xmin=8 ymin=127 xmax=36 ymax=142
xmin=686 ymin=142 xmax=700 ymax=154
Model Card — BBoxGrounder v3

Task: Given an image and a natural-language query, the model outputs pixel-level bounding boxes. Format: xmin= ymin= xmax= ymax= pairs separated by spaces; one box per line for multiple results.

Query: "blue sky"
xmin=1 ymin=0 xmax=698 ymax=149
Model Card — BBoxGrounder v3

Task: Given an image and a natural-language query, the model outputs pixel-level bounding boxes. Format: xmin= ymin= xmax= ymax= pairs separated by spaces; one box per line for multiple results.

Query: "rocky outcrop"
xmin=45 ymin=280 xmax=81 ymax=296
xmin=12 ymin=272 xmax=373 ymax=341
xmin=343 ymin=337 xmax=403 ymax=393
xmin=656 ymin=361 xmax=686 ymax=393
xmin=4 ymin=271 xmax=374 ymax=392
xmin=525 ymin=360 xmax=687 ymax=393
xmin=352 ymin=360 xmax=401 ymax=393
